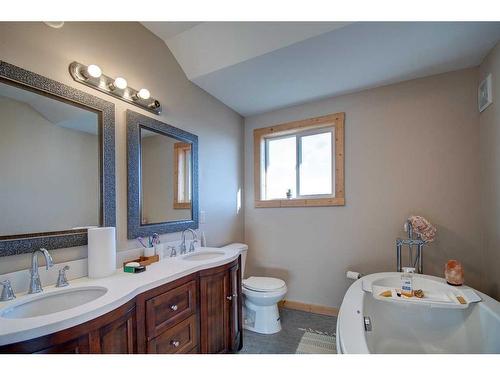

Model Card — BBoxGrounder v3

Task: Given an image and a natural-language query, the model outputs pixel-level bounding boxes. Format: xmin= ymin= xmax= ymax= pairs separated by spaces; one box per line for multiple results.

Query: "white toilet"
xmin=224 ymin=243 xmax=287 ymax=334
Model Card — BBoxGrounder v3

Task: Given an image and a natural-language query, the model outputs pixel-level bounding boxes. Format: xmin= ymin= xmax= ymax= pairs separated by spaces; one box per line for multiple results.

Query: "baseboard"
xmin=278 ymin=300 xmax=339 ymax=317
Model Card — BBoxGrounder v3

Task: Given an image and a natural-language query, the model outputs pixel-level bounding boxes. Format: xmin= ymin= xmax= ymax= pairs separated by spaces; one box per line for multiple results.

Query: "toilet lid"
xmin=243 ymin=277 xmax=286 ymax=292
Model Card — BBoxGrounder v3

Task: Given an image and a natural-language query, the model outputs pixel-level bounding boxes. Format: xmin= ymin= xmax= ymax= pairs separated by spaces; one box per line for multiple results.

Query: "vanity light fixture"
xmin=69 ymin=61 xmax=162 ymax=115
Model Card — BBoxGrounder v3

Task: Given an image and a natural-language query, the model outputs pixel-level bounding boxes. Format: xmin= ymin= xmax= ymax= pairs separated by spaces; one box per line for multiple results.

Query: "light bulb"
xmin=86 ymin=64 xmax=102 ymax=79
xmin=113 ymin=77 xmax=127 ymax=90
xmin=137 ymin=88 xmax=151 ymax=100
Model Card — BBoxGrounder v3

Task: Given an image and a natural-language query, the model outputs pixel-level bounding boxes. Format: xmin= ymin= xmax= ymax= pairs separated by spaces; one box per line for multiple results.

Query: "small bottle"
xmin=200 ymin=231 xmax=207 ymax=247
xmin=401 ymin=267 xmax=415 ymax=297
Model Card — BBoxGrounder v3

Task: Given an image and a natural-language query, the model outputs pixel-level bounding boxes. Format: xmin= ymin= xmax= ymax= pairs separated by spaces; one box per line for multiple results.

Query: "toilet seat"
xmin=242 ymin=277 xmax=286 ymax=292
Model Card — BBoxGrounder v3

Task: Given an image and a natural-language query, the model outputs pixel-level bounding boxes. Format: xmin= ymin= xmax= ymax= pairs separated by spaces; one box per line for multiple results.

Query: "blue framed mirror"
xmin=126 ymin=110 xmax=198 ymax=238
xmin=0 ymin=61 xmax=116 ymax=256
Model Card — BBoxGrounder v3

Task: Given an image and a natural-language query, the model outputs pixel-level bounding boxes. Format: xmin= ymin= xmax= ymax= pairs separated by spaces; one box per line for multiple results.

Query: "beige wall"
xmin=0 ymin=22 xmax=244 ymax=274
xmin=0 ymin=98 xmax=99 ymax=235
xmin=479 ymin=42 xmax=500 ymax=301
xmin=141 ymin=134 xmax=191 ymax=223
xmin=244 ymin=68 xmax=482 ymax=308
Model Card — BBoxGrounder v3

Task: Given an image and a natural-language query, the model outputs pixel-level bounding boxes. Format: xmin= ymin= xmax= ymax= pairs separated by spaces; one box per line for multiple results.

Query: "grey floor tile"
xmin=238 ymin=307 xmax=337 ymax=354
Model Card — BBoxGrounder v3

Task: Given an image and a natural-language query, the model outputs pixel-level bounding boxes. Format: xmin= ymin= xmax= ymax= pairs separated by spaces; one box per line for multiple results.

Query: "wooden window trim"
xmin=174 ymin=142 xmax=192 ymax=210
xmin=253 ymin=112 xmax=345 ymax=208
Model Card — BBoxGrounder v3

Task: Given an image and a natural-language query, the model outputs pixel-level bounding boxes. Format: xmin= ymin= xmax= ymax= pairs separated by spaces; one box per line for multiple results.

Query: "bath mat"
xmin=295 ymin=330 xmax=337 ymax=354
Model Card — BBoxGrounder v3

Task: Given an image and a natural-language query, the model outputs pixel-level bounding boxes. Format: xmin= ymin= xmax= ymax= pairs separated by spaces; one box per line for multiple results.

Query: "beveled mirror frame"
xmin=126 ymin=110 xmax=198 ymax=238
xmin=0 ymin=61 xmax=116 ymax=256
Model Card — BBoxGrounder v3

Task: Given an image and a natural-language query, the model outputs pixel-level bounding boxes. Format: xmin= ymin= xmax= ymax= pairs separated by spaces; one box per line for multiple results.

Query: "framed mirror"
xmin=127 ymin=110 xmax=198 ymax=238
xmin=0 ymin=61 xmax=115 ymax=256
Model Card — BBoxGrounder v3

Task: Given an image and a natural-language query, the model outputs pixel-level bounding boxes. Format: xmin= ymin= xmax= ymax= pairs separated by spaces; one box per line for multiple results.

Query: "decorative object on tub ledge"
xmin=396 ymin=215 xmax=436 ymax=274
xmin=69 ymin=61 xmax=162 ymax=115
xmin=445 ymin=259 xmax=464 ymax=286
xmin=407 ymin=215 xmax=436 ymax=242
xmin=87 ymin=227 xmax=116 ymax=279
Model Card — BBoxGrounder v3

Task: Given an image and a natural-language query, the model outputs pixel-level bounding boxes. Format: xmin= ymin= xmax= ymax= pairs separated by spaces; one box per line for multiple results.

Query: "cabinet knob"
xmin=171 ymin=340 xmax=180 ymax=347
xmin=226 ymin=295 xmax=232 ymax=301
xmin=170 ymin=304 xmax=178 ymax=311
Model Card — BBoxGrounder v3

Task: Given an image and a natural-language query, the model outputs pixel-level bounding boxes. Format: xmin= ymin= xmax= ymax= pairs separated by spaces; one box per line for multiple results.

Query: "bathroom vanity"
xmin=0 ymin=254 xmax=242 ymax=354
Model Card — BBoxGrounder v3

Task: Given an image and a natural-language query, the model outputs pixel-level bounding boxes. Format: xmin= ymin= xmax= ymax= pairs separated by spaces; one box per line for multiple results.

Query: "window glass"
xmin=266 ymin=136 xmax=296 ymax=199
xmin=299 ymin=132 xmax=333 ymax=196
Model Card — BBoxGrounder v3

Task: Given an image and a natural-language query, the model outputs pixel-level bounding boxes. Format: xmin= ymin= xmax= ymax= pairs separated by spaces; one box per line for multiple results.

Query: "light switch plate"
xmin=200 ymin=210 xmax=206 ymax=224
xmin=479 ymin=73 xmax=493 ymax=112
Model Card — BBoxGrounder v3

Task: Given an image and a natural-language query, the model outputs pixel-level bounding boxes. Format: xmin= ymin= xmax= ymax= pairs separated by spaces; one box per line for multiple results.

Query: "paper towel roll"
xmin=88 ymin=227 xmax=116 ymax=279
xmin=346 ymin=270 xmax=362 ymax=280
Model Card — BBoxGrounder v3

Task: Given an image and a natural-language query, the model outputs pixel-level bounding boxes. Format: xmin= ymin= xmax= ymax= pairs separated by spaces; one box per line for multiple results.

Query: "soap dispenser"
xmin=401 ymin=267 xmax=415 ymax=297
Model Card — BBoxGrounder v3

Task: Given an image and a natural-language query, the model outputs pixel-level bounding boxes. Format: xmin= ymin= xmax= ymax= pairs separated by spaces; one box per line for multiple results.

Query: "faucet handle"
xmin=56 ymin=265 xmax=70 ymax=288
xmin=189 ymin=239 xmax=198 ymax=252
xmin=168 ymin=245 xmax=177 ymax=258
xmin=0 ymin=280 xmax=16 ymax=301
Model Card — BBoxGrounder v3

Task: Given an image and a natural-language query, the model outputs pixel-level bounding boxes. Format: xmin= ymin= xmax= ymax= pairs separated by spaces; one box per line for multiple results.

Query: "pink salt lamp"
xmin=445 ymin=259 xmax=464 ymax=286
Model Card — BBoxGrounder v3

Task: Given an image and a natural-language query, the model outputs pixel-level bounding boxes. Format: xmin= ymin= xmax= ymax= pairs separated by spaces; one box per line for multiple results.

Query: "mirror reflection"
xmin=140 ymin=128 xmax=192 ymax=224
xmin=0 ymin=81 xmax=100 ymax=237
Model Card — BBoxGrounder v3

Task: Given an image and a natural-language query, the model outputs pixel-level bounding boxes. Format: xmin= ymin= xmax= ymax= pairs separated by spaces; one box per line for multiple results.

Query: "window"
xmin=254 ymin=113 xmax=344 ymax=207
xmin=174 ymin=142 xmax=192 ymax=209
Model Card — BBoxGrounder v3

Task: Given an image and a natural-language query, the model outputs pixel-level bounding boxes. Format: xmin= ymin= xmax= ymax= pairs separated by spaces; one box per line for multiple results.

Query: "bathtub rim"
xmin=336 ymin=272 xmax=500 ymax=354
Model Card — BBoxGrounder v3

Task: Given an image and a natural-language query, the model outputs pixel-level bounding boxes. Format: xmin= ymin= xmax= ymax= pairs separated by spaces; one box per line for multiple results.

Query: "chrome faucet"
xmin=396 ymin=221 xmax=426 ymax=274
xmin=28 ymin=248 xmax=54 ymax=294
xmin=180 ymin=229 xmax=198 ymax=254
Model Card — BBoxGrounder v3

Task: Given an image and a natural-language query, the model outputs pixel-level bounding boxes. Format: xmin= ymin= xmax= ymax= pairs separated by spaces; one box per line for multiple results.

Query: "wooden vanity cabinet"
xmin=0 ymin=256 xmax=242 ymax=354
xmin=135 ymin=273 xmax=199 ymax=354
xmin=199 ymin=259 xmax=242 ymax=353
xmin=228 ymin=260 xmax=243 ymax=352
xmin=0 ymin=301 xmax=137 ymax=354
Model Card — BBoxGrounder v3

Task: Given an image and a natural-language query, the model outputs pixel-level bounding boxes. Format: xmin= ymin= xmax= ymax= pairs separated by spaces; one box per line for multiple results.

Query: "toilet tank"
xmin=222 ymin=243 xmax=248 ymax=277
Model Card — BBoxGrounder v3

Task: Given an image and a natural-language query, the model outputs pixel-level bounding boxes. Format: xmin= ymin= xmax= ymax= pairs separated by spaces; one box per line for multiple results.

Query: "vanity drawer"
xmin=147 ymin=315 xmax=198 ymax=354
xmin=145 ymin=280 xmax=197 ymax=339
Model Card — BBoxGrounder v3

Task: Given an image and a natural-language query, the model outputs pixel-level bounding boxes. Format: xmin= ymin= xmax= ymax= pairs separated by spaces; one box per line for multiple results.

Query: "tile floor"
xmin=238 ymin=308 xmax=337 ymax=354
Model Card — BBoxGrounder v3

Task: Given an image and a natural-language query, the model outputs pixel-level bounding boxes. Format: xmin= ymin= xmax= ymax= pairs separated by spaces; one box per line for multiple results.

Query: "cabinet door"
xmin=91 ymin=306 xmax=137 ymax=354
xmin=33 ymin=336 xmax=90 ymax=354
xmin=199 ymin=269 xmax=230 ymax=353
xmin=228 ymin=261 xmax=242 ymax=352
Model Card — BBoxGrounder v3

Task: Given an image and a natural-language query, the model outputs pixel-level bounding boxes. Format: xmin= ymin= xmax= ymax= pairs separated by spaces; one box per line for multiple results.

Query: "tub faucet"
xmin=28 ymin=248 xmax=54 ymax=294
xmin=180 ymin=229 xmax=198 ymax=254
xmin=396 ymin=221 xmax=426 ymax=274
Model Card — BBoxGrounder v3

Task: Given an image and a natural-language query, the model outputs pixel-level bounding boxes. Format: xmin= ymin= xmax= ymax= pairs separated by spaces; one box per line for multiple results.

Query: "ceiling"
xmin=143 ymin=22 xmax=500 ymax=116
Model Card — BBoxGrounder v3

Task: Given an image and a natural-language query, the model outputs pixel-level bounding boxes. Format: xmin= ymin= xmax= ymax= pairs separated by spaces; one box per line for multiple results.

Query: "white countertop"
xmin=0 ymin=245 xmax=243 ymax=346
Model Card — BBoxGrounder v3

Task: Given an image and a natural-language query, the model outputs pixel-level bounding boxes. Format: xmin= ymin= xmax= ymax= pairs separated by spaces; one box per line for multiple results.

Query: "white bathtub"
xmin=337 ymin=272 xmax=500 ymax=354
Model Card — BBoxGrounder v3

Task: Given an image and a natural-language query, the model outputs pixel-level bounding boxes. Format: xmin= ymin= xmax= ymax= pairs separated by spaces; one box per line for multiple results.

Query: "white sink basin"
xmin=0 ymin=286 xmax=108 ymax=319
xmin=182 ymin=251 xmax=225 ymax=261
